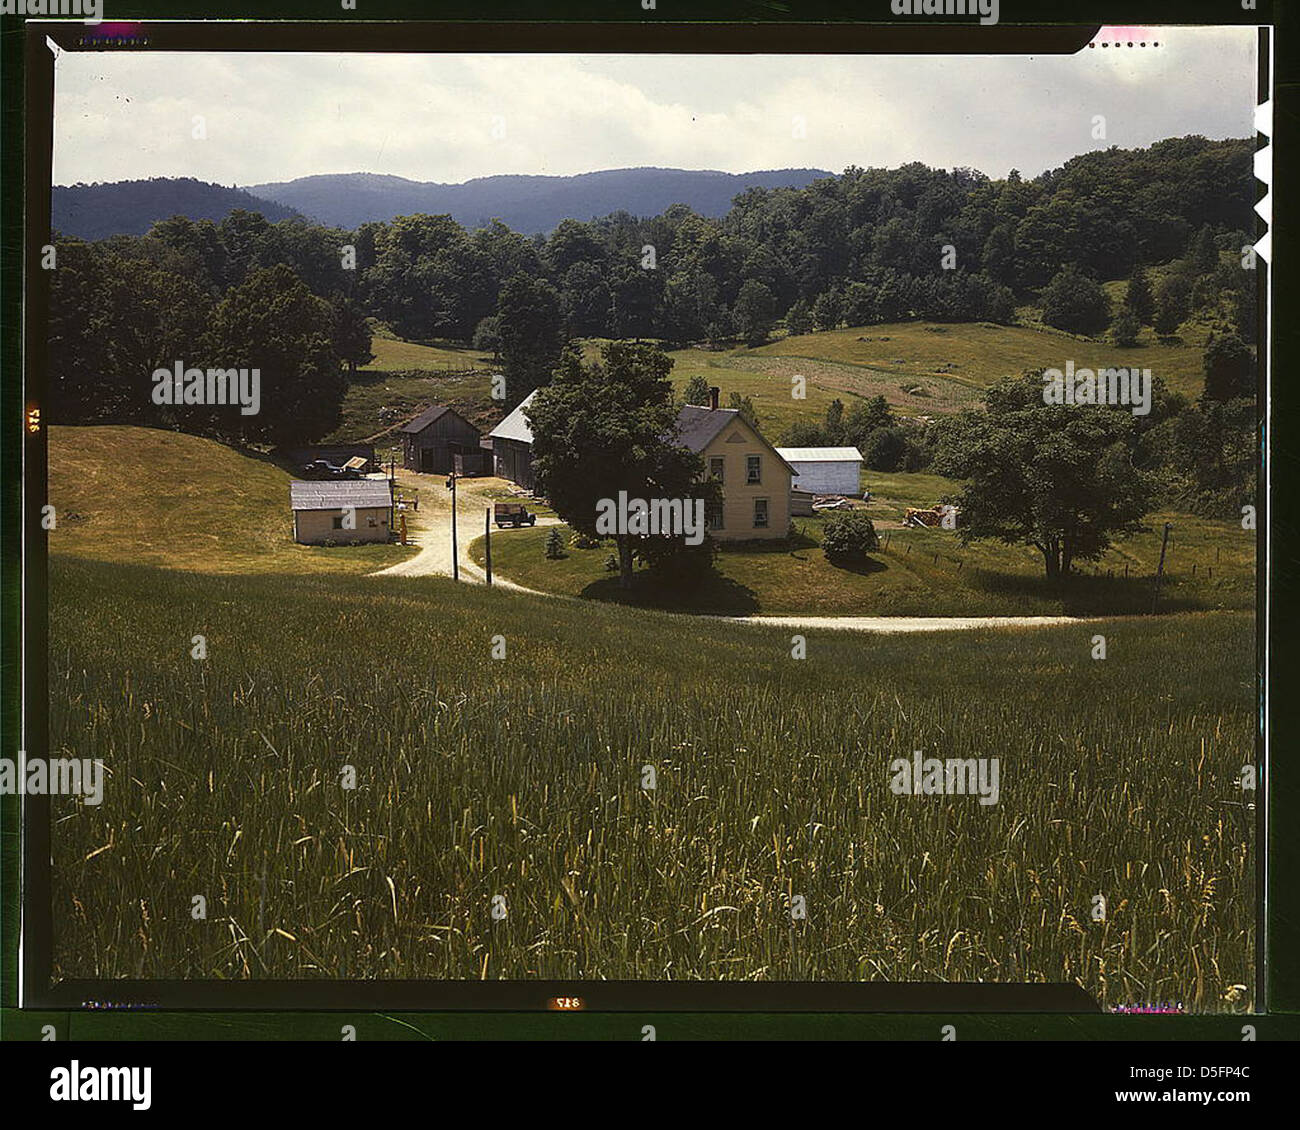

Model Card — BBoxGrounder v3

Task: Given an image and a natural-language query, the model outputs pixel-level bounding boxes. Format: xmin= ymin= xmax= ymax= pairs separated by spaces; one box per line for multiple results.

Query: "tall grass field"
xmin=49 ymin=557 xmax=1255 ymax=1010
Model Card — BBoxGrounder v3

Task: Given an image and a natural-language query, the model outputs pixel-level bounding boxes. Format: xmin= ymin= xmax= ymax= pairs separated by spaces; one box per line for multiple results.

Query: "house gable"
xmin=699 ymin=416 xmax=795 ymax=478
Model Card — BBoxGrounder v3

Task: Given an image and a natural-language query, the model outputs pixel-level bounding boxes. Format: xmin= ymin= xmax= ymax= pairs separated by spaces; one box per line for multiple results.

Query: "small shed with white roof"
xmin=290 ymin=479 xmax=393 ymax=545
xmin=774 ymin=446 xmax=864 ymax=496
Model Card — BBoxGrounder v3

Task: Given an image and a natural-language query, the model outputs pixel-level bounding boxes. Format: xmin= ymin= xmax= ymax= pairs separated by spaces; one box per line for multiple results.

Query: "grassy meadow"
xmin=346 ymin=315 xmax=1212 ymax=454
xmin=42 ymin=299 xmax=1255 ymax=1009
xmin=49 ymin=557 xmax=1255 ymax=1009
xmin=472 ymin=472 xmax=1255 ymax=617
xmin=48 ymin=425 xmax=417 ymax=575
xmin=661 ymin=321 xmax=1210 ymax=441
xmin=325 ymin=332 xmax=498 ymax=445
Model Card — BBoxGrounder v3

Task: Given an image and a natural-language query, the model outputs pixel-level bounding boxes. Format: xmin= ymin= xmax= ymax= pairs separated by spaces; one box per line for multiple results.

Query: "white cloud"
xmin=53 ymin=27 xmax=1256 ymax=187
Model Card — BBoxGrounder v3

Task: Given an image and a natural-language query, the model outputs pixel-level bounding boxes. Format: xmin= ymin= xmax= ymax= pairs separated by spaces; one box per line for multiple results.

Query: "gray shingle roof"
xmin=673 ymin=404 xmax=738 ymax=452
xmin=481 ymin=395 xmax=792 ymax=473
xmin=399 ymin=405 xmax=453 ymax=434
xmin=675 ymin=405 xmax=796 ymax=472
xmin=290 ymin=480 xmax=393 ymax=511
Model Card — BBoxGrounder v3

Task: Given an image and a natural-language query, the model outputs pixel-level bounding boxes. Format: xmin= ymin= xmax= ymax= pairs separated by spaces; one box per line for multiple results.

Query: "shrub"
xmin=545 ymin=528 xmax=566 ymax=559
xmin=785 ymin=299 xmax=813 ymax=336
xmin=862 ymin=426 xmax=908 ymax=471
xmin=1111 ymin=309 xmax=1140 ymax=348
xmin=682 ymin=375 xmax=711 ymax=407
xmin=1040 ymin=266 xmax=1110 ymax=336
xmin=811 ymin=288 xmax=843 ymax=331
xmin=821 ymin=511 xmax=880 ymax=565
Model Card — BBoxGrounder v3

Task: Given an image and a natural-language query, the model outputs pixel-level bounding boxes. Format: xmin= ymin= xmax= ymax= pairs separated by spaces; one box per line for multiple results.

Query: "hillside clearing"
xmin=48 ymin=425 xmax=416 ymax=575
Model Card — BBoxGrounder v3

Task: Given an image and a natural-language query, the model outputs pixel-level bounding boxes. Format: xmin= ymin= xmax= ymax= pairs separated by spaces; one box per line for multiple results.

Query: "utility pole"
xmin=1151 ymin=521 xmax=1172 ymax=614
xmin=446 ymin=472 xmax=459 ymax=581
xmin=485 ymin=507 xmax=493 ymax=586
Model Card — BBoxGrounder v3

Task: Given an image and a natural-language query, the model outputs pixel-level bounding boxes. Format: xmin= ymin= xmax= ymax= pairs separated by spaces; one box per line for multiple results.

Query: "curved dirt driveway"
xmin=734 ymin=613 xmax=1085 ymax=634
xmin=369 ymin=474 xmax=561 ymax=581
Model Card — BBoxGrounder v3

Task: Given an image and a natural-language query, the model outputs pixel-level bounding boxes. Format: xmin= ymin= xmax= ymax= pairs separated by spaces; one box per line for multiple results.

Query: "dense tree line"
xmin=48 ymin=135 xmax=1255 ymax=447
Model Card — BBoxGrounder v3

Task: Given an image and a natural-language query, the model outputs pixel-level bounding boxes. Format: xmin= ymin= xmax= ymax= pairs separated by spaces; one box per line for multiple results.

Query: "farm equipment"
xmin=812 ymin=495 xmax=853 ymax=512
xmin=904 ymin=504 xmax=958 ymax=529
xmin=494 ymin=502 xmax=537 ymax=528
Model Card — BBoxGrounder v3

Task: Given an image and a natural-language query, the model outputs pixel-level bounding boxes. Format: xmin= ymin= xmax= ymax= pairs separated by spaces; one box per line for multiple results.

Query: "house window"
xmin=708 ymin=501 xmax=725 ymax=531
xmin=332 ymin=515 xmax=345 ymax=529
xmin=753 ymin=498 xmax=769 ymax=529
xmin=746 ymin=455 xmax=761 ymax=484
xmin=367 ymin=515 xmax=379 ymax=528
xmin=709 ymin=456 xmax=725 ymax=483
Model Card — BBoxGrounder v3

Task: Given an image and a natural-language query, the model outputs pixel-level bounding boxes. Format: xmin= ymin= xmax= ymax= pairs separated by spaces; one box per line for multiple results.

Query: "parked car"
xmin=494 ymin=502 xmax=537 ymax=528
xmin=301 ymin=459 xmax=358 ymax=480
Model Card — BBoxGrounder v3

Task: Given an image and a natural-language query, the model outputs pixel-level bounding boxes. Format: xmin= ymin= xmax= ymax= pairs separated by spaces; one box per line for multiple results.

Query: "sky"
xmin=51 ymin=26 xmax=1257 ymax=188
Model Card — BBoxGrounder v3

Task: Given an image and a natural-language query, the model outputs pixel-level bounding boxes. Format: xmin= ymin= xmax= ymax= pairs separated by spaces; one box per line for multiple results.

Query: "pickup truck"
xmin=494 ymin=502 xmax=537 ymax=528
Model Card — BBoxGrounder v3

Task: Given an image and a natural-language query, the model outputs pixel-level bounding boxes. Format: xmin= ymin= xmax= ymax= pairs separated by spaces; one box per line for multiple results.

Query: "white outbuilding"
xmin=775 ymin=446 xmax=864 ymax=496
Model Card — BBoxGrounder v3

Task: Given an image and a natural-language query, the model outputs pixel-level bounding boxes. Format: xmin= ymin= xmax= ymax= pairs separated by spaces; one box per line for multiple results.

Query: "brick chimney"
xmin=709 ymin=386 xmax=720 ymax=411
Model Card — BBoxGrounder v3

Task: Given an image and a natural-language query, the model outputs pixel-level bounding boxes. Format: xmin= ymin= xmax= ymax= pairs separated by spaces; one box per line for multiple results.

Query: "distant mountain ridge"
xmin=51 ymin=177 xmax=302 ymax=240
xmin=52 ymin=167 xmax=832 ymax=240
xmin=246 ymin=167 xmax=833 ymax=232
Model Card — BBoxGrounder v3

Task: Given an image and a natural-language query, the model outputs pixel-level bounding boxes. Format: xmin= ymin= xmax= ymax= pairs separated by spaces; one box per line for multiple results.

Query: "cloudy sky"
xmin=52 ymin=26 xmax=1257 ymax=187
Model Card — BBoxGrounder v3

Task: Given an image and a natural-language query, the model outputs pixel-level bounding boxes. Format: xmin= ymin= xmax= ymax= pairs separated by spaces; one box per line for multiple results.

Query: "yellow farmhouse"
xmin=493 ymin=385 xmax=793 ymax=540
xmin=675 ymin=388 xmax=793 ymax=541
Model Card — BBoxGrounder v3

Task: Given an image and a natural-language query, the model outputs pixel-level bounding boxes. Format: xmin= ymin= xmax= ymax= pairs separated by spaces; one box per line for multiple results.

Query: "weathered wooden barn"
xmin=400 ymin=405 xmax=486 ymax=474
xmin=290 ymin=480 xmax=393 ymax=545
xmin=487 ymin=390 xmax=538 ymax=491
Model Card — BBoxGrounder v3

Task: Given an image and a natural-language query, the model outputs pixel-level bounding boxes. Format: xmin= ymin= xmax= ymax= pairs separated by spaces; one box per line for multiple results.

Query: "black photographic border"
xmin=5 ymin=10 xmax=1277 ymax=1024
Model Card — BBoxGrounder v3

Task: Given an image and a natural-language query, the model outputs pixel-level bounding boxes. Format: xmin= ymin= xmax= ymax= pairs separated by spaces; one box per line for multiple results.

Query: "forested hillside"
xmin=47 ymin=135 xmax=1257 ymax=514
xmin=51 ymin=176 xmax=301 ymax=239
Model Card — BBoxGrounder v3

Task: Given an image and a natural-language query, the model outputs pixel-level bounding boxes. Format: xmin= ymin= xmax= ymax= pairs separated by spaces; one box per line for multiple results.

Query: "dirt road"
xmin=724 ymin=613 xmax=1085 ymax=634
xmin=369 ymin=473 xmax=561 ymax=580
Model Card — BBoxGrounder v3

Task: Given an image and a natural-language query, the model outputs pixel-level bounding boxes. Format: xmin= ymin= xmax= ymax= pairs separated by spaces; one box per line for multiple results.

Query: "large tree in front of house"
xmin=528 ymin=341 xmax=714 ymax=589
xmin=933 ymin=372 xmax=1156 ymax=580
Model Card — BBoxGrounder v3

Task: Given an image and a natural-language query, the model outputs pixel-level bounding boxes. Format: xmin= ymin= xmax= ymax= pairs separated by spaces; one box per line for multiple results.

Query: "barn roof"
xmin=400 ymin=404 xmax=478 ymax=435
xmin=775 ymin=446 xmax=864 ymax=463
xmin=487 ymin=390 xmax=537 ymax=443
xmin=290 ymin=480 xmax=393 ymax=511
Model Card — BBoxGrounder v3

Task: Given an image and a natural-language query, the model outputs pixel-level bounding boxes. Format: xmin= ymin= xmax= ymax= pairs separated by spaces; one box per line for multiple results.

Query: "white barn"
xmin=775 ymin=446 xmax=864 ymax=496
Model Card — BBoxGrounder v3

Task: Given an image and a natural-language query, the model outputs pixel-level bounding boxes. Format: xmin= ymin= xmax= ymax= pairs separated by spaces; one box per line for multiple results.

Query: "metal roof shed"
xmin=774 ymin=446 xmax=864 ymax=496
